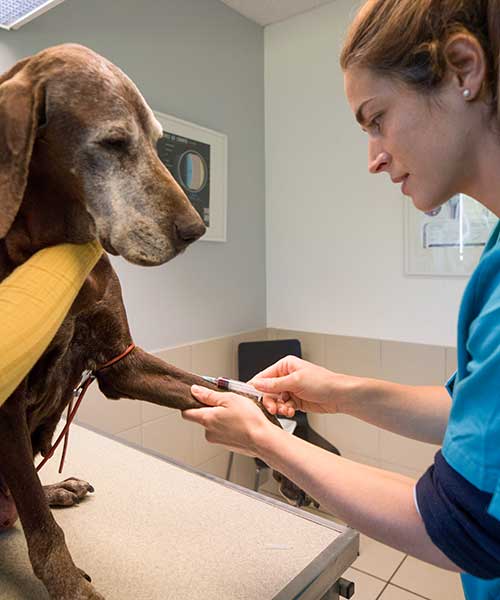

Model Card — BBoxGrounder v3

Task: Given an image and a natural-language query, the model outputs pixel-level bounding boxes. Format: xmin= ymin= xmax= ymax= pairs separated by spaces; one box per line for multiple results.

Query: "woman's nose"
xmin=369 ymin=150 xmax=391 ymax=174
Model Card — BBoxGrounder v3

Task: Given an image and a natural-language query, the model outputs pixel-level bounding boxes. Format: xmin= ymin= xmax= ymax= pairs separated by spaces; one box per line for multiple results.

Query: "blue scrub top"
xmin=442 ymin=220 xmax=500 ymax=599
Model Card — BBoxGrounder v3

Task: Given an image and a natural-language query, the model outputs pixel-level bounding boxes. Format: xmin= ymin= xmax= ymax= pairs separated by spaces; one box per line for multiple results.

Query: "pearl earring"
xmin=463 ymin=88 xmax=472 ymax=99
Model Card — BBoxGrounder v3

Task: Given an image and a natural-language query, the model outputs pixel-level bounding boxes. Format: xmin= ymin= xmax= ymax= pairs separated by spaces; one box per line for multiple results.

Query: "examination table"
xmin=0 ymin=424 xmax=358 ymax=599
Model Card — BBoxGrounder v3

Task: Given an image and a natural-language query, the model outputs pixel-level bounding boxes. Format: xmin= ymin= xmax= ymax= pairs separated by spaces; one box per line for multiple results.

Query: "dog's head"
xmin=0 ymin=44 xmax=206 ymax=266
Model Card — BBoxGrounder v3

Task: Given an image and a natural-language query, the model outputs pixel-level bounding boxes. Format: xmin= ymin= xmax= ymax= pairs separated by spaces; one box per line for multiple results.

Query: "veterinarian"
xmin=0 ymin=241 xmax=102 ymax=405
xmin=183 ymin=1 xmax=500 ymax=598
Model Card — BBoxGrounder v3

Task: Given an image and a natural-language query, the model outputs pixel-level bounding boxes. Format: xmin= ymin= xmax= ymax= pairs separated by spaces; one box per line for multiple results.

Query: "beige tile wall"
xmin=75 ymin=328 xmax=456 ymax=489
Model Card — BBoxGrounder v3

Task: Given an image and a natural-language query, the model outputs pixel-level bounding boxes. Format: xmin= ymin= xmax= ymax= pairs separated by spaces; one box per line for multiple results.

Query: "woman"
xmin=183 ymin=1 xmax=500 ymax=597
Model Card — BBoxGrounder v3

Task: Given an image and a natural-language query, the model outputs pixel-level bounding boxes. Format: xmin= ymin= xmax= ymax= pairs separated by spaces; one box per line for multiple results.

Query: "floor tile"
xmin=353 ymin=535 xmax=405 ymax=581
xmin=379 ymin=584 xmax=431 ymax=599
xmin=391 ymin=556 xmax=464 ymax=599
xmin=342 ymin=567 xmax=386 ymax=600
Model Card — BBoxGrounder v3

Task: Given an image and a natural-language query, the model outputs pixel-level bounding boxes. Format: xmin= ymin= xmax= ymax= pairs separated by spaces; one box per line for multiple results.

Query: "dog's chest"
xmin=25 ymin=313 xmax=96 ymax=433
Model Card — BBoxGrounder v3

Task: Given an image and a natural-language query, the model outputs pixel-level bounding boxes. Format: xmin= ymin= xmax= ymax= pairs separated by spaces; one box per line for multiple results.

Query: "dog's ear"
xmin=0 ymin=59 xmax=45 ymax=239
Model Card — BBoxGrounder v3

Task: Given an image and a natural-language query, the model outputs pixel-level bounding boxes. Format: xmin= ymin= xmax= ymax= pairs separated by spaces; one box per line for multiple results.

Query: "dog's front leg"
xmin=96 ymin=346 xmax=227 ymax=410
xmin=0 ymin=392 xmax=105 ymax=600
xmin=96 ymin=345 xmax=275 ymax=415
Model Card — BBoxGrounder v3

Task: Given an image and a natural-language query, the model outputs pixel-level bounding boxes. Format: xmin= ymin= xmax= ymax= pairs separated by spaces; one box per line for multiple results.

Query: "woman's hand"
xmin=250 ymin=355 xmax=361 ymax=418
xmin=182 ymin=385 xmax=275 ymax=456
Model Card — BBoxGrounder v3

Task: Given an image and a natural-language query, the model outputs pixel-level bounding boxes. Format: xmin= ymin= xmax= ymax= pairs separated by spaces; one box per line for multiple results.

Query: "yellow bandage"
xmin=0 ymin=241 xmax=103 ymax=406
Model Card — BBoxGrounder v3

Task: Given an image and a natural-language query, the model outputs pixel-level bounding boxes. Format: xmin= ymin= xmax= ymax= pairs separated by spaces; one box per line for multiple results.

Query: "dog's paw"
xmin=54 ymin=578 xmax=105 ymax=600
xmin=80 ymin=582 xmax=106 ymax=600
xmin=45 ymin=572 xmax=104 ymax=600
xmin=272 ymin=470 xmax=319 ymax=508
xmin=43 ymin=478 xmax=95 ymax=507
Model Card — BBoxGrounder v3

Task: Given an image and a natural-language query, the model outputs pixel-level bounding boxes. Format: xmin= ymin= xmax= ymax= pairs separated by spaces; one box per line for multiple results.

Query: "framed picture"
xmin=154 ymin=111 xmax=228 ymax=242
xmin=404 ymin=194 xmax=497 ymax=276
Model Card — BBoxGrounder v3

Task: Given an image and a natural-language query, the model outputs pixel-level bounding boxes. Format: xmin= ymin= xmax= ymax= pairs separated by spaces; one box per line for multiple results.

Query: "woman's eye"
xmin=368 ymin=114 xmax=382 ymax=133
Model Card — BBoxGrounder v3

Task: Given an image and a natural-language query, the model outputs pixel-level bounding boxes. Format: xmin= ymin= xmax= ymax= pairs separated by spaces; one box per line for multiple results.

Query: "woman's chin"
xmin=411 ymin=195 xmax=444 ymax=214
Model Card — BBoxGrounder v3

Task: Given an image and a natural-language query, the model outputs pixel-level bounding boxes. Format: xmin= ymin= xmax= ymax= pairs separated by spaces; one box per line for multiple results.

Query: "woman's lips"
xmin=392 ymin=174 xmax=410 ymax=195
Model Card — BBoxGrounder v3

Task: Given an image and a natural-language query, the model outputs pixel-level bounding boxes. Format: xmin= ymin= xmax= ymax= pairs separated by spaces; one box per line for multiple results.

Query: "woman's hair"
xmin=340 ymin=0 xmax=500 ymax=114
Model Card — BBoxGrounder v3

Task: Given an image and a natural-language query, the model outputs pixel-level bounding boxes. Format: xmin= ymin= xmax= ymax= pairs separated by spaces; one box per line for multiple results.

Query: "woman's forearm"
xmin=338 ymin=379 xmax=452 ymax=445
xmin=256 ymin=427 xmax=460 ymax=572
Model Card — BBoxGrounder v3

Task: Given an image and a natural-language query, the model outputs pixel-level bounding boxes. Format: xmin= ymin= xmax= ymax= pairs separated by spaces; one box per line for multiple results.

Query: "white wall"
xmin=264 ymin=0 xmax=466 ymax=347
xmin=0 ymin=0 xmax=267 ymax=351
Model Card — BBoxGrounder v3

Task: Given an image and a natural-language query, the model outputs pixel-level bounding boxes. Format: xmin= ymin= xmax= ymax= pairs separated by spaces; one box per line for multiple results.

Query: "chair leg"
xmin=254 ymin=465 xmax=262 ymax=492
xmin=226 ymin=451 xmax=234 ymax=481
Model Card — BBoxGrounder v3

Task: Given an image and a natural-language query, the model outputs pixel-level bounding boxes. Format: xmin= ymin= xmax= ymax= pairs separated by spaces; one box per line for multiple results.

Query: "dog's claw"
xmin=272 ymin=470 xmax=317 ymax=507
xmin=78 ymin=567 xmax=92 ymax=582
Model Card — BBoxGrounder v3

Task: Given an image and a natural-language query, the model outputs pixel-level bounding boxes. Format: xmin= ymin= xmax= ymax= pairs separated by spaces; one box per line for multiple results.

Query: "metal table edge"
xmin=273 ymin=527 xmax=359 ymax=600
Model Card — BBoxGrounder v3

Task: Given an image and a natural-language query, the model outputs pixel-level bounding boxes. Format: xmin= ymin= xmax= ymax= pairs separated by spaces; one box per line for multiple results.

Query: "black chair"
xmin=225 ymin=338 xmax=341 ymax=492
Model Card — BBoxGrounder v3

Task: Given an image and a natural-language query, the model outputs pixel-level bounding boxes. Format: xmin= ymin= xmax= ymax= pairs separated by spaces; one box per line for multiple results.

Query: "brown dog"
xmin=0 ymin=44 xmax=310 ymax=599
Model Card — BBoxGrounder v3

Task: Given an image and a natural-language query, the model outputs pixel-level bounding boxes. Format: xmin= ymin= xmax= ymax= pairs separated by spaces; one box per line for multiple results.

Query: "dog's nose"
xmin=175 ymin=216 xmax=206 ymax=243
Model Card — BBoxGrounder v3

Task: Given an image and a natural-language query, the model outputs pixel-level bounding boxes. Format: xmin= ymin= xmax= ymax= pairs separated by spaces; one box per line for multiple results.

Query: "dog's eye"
xmin=98 ymin=137 xmax=130 ymax=151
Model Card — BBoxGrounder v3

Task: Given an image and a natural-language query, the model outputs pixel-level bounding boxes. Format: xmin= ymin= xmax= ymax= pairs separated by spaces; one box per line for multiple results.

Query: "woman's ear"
xmin=443 ymin=33 xmax=488 ymax=101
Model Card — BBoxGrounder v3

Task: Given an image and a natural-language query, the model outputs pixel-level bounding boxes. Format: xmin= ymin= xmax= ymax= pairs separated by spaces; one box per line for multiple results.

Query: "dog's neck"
xmin=2 ymin=161 xmax=96 ymax=268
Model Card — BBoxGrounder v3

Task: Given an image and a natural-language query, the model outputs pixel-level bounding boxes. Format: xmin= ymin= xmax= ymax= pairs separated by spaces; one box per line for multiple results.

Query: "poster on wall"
xmin=154 ymin=111 xmax=227 ymax=242
xmin=404 ymin=194 xmax=497 ymax=276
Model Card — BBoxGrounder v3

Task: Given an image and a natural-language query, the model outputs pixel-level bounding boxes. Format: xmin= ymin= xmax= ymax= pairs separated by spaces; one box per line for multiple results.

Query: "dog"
xmin=0 ymin=44 xmax=312 ymax=599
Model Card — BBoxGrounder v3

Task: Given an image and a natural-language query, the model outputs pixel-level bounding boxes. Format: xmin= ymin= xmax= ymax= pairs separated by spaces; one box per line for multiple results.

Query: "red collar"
xmin=36 ymin=343 xmax=136 ymax=474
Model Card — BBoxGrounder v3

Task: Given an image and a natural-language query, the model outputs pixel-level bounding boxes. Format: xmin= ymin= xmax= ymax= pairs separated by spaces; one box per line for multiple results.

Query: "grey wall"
xmin=0 ymin=0 xmax=266 ymax=350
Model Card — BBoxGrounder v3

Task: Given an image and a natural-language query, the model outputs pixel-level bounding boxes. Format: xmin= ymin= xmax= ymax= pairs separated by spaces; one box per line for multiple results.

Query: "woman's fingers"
xmin=262 ymin=394 xmax=297 ymax=416
xmin=252 ymin=373 xmax=296 ymax=394
xmin=277 ymin=398 xmax=296 ymax=417
xmin=262 ymin=396 xmax=277 ymax=414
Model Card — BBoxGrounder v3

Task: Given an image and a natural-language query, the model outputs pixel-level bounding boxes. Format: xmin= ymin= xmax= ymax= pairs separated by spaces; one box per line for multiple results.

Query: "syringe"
xmin=201 ymin=376 xmax=262 ymax=401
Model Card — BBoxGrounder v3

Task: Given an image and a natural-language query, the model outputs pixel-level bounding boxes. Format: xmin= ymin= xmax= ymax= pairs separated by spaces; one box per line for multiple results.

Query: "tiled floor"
xmin=345 ymin=536 xmax=465 ymax=600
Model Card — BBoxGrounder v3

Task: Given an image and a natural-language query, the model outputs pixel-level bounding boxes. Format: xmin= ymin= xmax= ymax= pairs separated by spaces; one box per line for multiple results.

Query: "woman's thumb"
xmin=191 ymin=385 xmax=224 ymax=406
